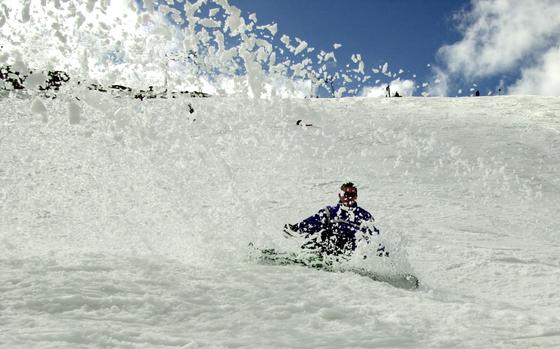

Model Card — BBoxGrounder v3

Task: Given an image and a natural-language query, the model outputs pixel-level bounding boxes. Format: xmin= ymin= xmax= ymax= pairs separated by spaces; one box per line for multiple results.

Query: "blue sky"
xmin=229 ymin=0 xmax=469 ymax=94
xmin=226 ymin=0 xmax=518 ymax=97
xmin=148 ymin=0 xmax=560 ymax=97
xmin=4 ymin=0 xmax=558 ymax=96
xmin=226 ymin=0 xmax=560 ymax=97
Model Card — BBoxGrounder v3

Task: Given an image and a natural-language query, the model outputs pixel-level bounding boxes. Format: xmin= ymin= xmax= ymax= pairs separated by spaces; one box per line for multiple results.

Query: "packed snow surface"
xmin=1 ymin=93 xmax=559 ymax=348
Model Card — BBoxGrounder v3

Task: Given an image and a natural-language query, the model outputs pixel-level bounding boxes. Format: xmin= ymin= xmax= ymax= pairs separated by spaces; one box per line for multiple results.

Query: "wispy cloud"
xmin=510 ymin=46 xmax=560 ymax=95
xmin=435 ymin=0 xmax=560 ymax=95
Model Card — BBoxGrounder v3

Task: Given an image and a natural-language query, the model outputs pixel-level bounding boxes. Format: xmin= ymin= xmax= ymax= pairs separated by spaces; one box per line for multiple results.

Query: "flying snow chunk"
xmin=294 ymin=39 xmax=308 ymax=55
xmin=23 ymin=72 xmax=48 ymax=90
xmin=268 ymin=23 xmax=278 ymax=36
xmin=382 ymin=62 xmax=389 ymax=74
xmin=334 ymin=43 xmax=342 ymax=49
xmin=357 ymin=61 xmax=365 ymax=74
xmin=22 ymin=1 xmax=31 ymax=22
xmin=68 ymin=100 xmax=82 ymax=125
xmin=223 ymin=5 xmax=246 ymax=36
xmin=324 ymin=52 xmax=336 ymax=62
xmin=335 ymin=87 xmax=347 ymax=98
xmin=13 ymin=60 xmax=28 ymax=75
xmin=87 ymin=0 xmax=99 ymax=12
xmin=257 ymin=23 xmax=277 ymax=36
xmin=199 ymin=18 xmax=221 ymax=28
xmin=31 ymin=97 xmax=48 ymax=122
xmin=280 ymin=35 xmax=290 ymax=47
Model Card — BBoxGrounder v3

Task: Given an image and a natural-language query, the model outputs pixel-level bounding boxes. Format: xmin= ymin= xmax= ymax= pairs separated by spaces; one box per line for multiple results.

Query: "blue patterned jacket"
xmin=289 ymin=203 xmax=383 ymax=255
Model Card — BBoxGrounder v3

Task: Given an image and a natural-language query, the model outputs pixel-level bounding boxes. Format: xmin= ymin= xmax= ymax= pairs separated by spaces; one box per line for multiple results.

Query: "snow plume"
xmin=0 ymin=0 xmax=177 ymax=88
xmin=436 ymin=0 xmax=560 ymax=96
xmin=0 ymin=0 xmax=403 ymax=98
xmin=0 ymin=0 xmax=320 ymax=97
xmin=425 ymin=67 xmax=449 ymax=97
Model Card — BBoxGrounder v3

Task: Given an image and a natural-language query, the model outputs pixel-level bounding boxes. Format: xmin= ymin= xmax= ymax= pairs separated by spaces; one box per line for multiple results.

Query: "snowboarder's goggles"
xmin=341 ymin=190 xmax=357 ymax=198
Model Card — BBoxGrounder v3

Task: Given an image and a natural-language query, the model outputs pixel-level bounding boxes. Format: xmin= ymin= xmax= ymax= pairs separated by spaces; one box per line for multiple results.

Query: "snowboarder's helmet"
xmin=340 ymin=182 xmax=357 ymax=198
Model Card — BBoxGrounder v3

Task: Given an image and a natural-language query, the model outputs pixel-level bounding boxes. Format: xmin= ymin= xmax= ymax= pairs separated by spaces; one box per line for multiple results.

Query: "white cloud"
xmin=361 ymin=79 xmax=415 ymax=97
xmin=510 ymin=46 xmax=560 ymax=95
xmin=361 ymin=84 xmax=387 ymax=98
xmin=436 ymin=0 xmax=560 ymax=95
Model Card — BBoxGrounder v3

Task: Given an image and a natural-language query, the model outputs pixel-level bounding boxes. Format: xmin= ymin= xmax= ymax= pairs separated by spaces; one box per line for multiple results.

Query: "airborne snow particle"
xmin=68 ymin=100 xmax=82 ymax=125
xmin=280 ymin=35 xmax=290 ymax=47
xmin=31 ymin=98 xmax=48 ymax=122
xmin=382 ymin=62 xmax=389 ymax=74
xmin=294 ymin=39 xmax=308 ymax=55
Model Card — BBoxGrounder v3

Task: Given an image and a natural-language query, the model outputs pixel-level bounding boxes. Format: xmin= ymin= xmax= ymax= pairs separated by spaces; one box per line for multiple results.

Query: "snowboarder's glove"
xmin=283 ymin=223 xmax=299 ymax=239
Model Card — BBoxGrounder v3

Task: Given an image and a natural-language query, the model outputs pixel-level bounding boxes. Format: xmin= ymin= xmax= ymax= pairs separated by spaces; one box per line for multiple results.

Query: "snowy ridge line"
xmin=0 ymin=65 xmax=210 ymax=100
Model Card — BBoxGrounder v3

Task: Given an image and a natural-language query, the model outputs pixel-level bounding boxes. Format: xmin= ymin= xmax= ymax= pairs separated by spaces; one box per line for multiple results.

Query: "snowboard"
xmin=249 ymin=245 xmax=419 ymax=290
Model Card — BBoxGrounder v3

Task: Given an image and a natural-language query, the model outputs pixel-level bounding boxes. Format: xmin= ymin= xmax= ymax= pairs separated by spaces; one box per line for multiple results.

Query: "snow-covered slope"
xmin=1 ymin=92 xmax=559 ymax=348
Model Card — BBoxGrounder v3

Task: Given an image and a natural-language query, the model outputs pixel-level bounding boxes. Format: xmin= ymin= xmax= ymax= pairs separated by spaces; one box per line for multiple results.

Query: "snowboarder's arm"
xmin=359 ymin=212 xmax=380 ymax=238
xmin=359 ymin=214 xmax=389 ymax=257
xmin=284 ymin=207 xmax=330 ymax=237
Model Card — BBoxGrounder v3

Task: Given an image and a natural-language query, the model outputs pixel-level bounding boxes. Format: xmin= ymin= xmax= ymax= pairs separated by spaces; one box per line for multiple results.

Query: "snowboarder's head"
xmin=339 ymin=182 xmax=358 ymax=207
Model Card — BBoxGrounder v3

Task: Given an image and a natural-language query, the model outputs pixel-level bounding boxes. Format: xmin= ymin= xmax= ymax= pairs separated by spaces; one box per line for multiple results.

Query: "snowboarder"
xmin=283 ymin=182 xmax=387 ymax=257
xmin=385 ymin=84 xmax=391 ymax=97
